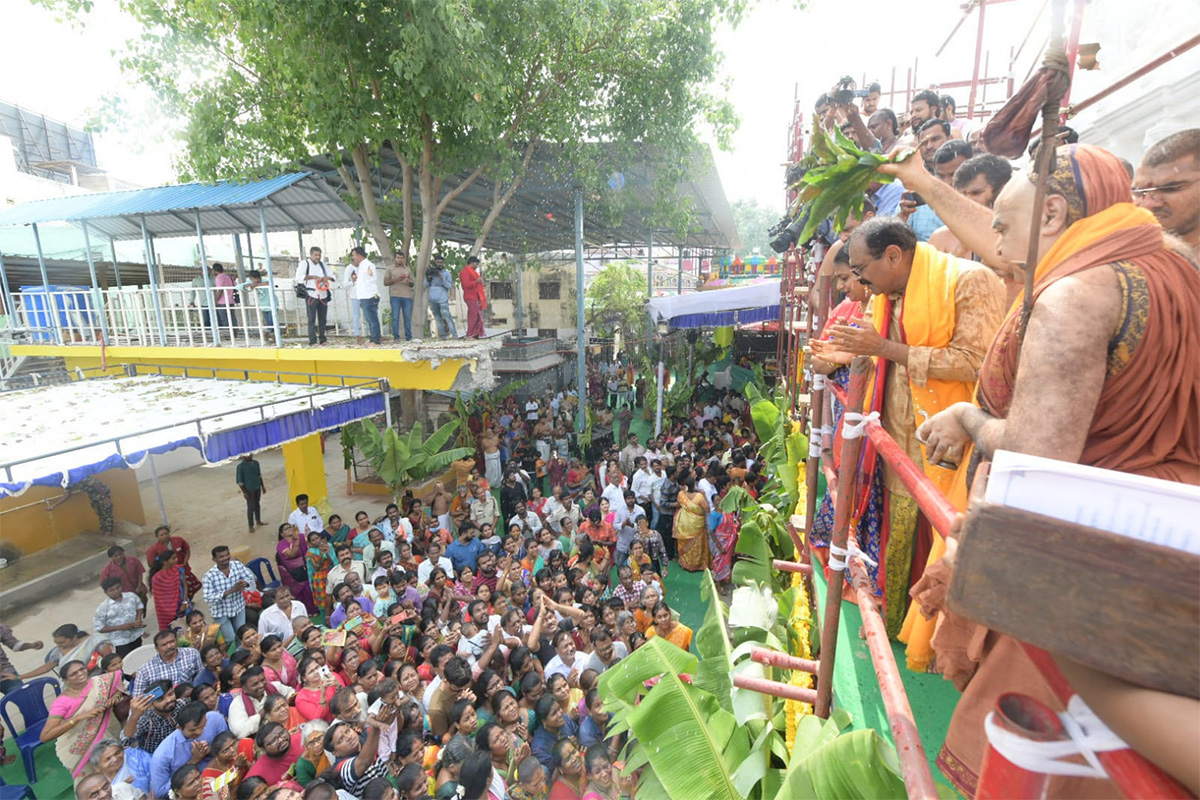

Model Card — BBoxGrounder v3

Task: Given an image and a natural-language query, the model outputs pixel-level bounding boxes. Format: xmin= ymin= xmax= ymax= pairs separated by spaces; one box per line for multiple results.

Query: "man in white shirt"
xmin=629 ymin=457 xmax=655 ymax=515
xmin=618 ymin=435 xmax=646 ymax=476
xmin=417 ymin=540 xmax=454 ymax=586
xmin=257 ymin=585 xmax=307 ymax=643
xmin=543 ymin=629 xmax=581 ymax=683
xmin=697 ymin=470 xmax=718 ymax=509
xmin=703 ymin=401 xmax=722 ymax=422
xmin=524 ymin=399 xmax=539 ymax=422
xmin=325 ymin=543 xmax=367 ymax=600
xmin=508 ymin=502 xmax=543 ymax=537
xmin=295 ymin=247 xmax=334 ymax=346
xmin=342 ymin=259 xmax=361 ymax=339
xmin=349 ymin=247 xmax=382 ymax=345
xmin=600 ymin=472 xmax=625 ymax=512
xmin=288 ymin=494 xmax=323 ymax=537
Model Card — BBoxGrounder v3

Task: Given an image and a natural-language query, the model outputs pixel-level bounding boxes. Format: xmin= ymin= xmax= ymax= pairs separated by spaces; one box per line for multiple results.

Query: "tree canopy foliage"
xmin=731 ymin=197 xmax=783 ymax=257
xmin=585 ymin=261 xmax=652 ymax=342
xmin=46 ymin=0 xmax=748 ymax=319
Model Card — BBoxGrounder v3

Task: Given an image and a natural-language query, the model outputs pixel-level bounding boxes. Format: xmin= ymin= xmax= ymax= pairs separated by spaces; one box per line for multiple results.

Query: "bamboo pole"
xmin=813 ymin=356 xmax=871 ymax=718
xmin=848 ymin=557 xmax=938 ymax=800
xmin=750 ymin=646 xmax=819 ymax=675
xmin=773 ymin=559 xmax=813 ymax=575
xmin=733 ymin=674 xmax=818 ymax=705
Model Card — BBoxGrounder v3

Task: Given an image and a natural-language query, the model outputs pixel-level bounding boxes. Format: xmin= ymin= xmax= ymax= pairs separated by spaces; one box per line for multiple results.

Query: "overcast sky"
xmin=1 ymin=0 xmax=1058 ymax=215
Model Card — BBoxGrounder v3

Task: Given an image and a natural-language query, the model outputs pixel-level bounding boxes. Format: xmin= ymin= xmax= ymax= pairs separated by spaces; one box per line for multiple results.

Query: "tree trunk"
xmin=350 ymin=144 xmax=394 ymax=262
xmin=470 ymin=140 xmax=539 ymax=256
xmin=400 ymin=157 xmax=413 ymax=259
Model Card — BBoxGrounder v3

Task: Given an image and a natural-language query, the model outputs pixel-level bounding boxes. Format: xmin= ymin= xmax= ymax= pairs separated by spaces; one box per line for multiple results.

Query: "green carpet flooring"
xmin=0 ymin=737 xmax=70 ymax=798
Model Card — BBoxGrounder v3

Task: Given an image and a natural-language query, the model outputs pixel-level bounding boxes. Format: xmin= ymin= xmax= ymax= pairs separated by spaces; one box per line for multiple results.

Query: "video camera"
xmin=833 ymin=76 xmax=870 ymax=106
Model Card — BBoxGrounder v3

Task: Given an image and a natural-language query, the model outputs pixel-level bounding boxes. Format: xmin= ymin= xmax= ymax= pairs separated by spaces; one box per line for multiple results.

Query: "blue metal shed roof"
xmin=0 ymin=172 xmax=361 ymax=240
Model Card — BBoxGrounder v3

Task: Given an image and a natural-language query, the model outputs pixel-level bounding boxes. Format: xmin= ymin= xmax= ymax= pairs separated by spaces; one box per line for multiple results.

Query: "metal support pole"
xmin=514 ymin=254 xmax=525 ymax=334
xmin=80 ymin=221 xmax=109 ymax=343
xmin=194 ymin=209 xmax=220 ymax=347
xmin=654 ymin=359 xmax=664 ymax=436
xmin=0 ymin=251 xmax=17 ymax=327
xmin=814 ymin=357 xmax=871 ymax=718
xmin=31 ymin=223 xmax=62 ymax=345
xmin=646 ymin=231 xmax=653 ymax=298
xmin=148 ymin=453 xmax=169 ymax=526
xmin=574 ymin=188 xmax=587 ymax=434
xmin=297 ymin=227 xmax=305 ymax=260
xmin=258 ymin=204 xmax=283 ymax=343
xmin=233 ymin=234 xmax=245 ymax=278
xmin=966 ymin=0 xmax=988 ymax=119
xmin=244 ymin=230 xmax=254 ymax=279
xmin=109 ymin=237 xmax=122 ymax=289
xmin=139 ymin=216 xmax=169 ymax=345
xmin=677 ymin=249 xmax=683 ymax=295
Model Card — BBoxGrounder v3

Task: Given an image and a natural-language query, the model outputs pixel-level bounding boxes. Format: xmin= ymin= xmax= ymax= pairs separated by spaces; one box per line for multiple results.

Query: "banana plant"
xmin=341 ymin=418 xmax=475 ymax=499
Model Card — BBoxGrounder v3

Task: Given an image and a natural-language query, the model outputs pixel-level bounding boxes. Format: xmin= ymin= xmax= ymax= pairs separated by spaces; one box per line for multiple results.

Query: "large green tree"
xmin=731 ymin=197 xmax=782 ymax=257
xmin=585 ymin=261 xmax=652 ymax=344
xmin=47 ymin=0 xmax=746 ymax=321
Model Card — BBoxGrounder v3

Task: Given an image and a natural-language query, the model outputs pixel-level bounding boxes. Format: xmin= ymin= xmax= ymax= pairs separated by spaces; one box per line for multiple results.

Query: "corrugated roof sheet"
xmin=0 ymin=173 xmax=361 ymax=240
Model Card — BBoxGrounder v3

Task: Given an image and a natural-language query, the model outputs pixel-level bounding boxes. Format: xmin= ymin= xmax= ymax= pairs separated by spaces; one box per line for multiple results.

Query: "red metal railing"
xmin=822 ymin=374 xmax=1192 ymax=799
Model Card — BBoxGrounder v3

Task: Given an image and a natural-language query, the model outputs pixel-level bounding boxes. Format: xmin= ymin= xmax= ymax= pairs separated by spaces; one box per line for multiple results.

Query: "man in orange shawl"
xmin=827 ymin=217 xmax=1005 ymax=636
xmin=888 ymin=143 xmax=1200 ymax=797
xmin=459 ymin=256 xmax=487 ymax=339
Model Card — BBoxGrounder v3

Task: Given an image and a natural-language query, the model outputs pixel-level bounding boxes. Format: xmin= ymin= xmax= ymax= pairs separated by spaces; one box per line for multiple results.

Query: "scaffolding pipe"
xmin=813 ymin=356 xmax=871 ymax=718
xmin=772 ymin=559 xmax=812 ymax=575
xmin=1067 ymin=33 xmax=1200 ymax=118
xmin=732 ymin=674 xmax=818 ymax=705
xmin=109 ymin=237 xmax=122 ymax=290
xmin=646 ymin=231 xmax=653 ymax=298
xmin=31 ymin=223 xmax=62 ymax=345
xmin=848 ymin=556 xmax=939 ymax=800
xmin=139 ymin=216 xmax=169 ymax=345
xmin=258 ymin=204 xmax=284 ymax=344
xmin=0 ymin=252 xmax=15 ymax=326
xmin=749 ymin=646 xmax=819 ymax=675
xmin=80 ymin=221 xmax=109 ymax=343
xmin=194 ymin=209 xmax=219 ymax=347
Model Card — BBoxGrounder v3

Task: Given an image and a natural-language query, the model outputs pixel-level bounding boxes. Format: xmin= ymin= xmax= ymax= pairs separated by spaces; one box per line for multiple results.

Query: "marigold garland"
xmin=785 ymin=463 xmax=814 ymax=755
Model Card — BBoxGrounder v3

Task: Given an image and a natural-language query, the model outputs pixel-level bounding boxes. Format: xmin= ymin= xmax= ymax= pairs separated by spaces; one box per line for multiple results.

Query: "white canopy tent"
xmin=646 ymin=280 xmax=781 ymax=328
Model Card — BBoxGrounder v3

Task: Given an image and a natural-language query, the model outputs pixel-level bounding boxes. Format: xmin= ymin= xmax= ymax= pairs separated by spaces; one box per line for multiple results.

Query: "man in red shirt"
xmin=99 ymin=544 xmax=148 ymax=606
xmin=459 ymin=256 xmax=487 ymax=339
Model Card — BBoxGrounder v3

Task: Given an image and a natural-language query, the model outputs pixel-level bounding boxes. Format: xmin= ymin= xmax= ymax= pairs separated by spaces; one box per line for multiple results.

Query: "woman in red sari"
xmin=149 ymin=551 xmax=189 ymax=634
xmin=145 ymin=525 xmax=201 ymax=601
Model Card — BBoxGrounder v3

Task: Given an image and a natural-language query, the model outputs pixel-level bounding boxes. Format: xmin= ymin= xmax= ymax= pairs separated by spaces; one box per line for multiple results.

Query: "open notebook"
xmin=985 ymin=450 xmax=1200 ymax=555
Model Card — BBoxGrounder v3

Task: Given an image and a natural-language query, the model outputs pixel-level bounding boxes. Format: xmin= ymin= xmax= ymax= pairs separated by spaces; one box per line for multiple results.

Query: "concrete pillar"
xmin=283 ymin=433 xmax=329 ymax=512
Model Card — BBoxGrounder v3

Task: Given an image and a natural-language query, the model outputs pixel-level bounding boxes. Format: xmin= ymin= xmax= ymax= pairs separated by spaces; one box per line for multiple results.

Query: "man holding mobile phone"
xmin=201 ymin=546 xmax=257 ymax=644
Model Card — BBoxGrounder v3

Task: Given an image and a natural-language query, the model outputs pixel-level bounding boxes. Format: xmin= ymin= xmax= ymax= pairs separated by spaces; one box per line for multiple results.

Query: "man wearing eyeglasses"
xmin=1132 ymin=129 xmax=1199 ymax=257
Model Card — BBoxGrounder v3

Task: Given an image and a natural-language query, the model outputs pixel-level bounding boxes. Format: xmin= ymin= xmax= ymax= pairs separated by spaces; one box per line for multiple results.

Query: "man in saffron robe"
xmin=889 ymin=143 xmax=1200 ymax=797
xmin=828 ymin=217 xmax=1004 ymax=636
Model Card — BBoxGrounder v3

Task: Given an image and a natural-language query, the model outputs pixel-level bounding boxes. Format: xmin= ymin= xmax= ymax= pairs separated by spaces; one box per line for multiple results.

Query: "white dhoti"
xmin=536 ymin=438 xmax=551 ymax=462
xmin=484 ymin=450 xmax=503 ymax=485
xmin=438 ymin=512 xmax=453 ymax=536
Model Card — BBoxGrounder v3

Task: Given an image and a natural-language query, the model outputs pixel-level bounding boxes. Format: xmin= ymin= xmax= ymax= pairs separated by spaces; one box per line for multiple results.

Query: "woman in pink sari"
xmin=275 ymin=523 xmax=317 ymax=614
xmin=39 ymin=659 xmax=124 ymax=778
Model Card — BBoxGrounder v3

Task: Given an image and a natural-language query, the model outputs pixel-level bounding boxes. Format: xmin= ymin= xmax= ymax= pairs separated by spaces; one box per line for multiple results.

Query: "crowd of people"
xmin=806 ymin=77 xmax=1198 ymax=797
xmin=293 ymin=249 xmax=489 ymax=347
xmin=1 ymin=381 xmax=773 ymax=800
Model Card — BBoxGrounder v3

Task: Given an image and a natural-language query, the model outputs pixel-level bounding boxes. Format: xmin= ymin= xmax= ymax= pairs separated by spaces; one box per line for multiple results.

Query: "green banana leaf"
xmin=773 ymin=720 xmax=906 ymax=800
xmin=732 ymin=518 xmax=774 ymax=588
xmin=622 ymin=640 xmax=752 ymax=800
xmin=596 ymin=632 xmax=698 ymax=705
xmin=421 ymin=419 xmax=462 ymax=454
xmin=694 ymin=571 xmax=735 ymax=712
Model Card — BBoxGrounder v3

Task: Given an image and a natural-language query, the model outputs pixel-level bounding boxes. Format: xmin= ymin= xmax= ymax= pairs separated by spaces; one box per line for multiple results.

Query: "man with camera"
xmin=295 ymin=246 xmax=334 ymax=346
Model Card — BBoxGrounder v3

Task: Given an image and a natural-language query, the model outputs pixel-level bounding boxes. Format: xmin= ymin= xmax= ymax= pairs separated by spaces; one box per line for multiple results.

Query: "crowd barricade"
xmin=798 ymin=352 xmax=1192 ymax=799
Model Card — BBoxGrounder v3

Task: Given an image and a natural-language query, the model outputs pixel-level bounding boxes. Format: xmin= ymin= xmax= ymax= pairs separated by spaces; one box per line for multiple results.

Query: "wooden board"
xmin=948 ymin=502 xmax=1200 ymax=698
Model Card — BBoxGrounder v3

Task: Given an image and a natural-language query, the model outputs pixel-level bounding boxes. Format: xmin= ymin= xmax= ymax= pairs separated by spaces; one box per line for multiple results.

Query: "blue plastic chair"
xmin=247 ymin=557 xmax=281 ymax=591
xmin=0 ymin=676 xmax=60 ymax=784
xmin=0 ymin=774 xmax=36 ymax=800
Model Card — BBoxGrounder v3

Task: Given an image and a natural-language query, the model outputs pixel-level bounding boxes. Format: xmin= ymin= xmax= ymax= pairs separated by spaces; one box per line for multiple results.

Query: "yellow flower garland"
xmin=785 ymin=461 xmax=814 ymax=754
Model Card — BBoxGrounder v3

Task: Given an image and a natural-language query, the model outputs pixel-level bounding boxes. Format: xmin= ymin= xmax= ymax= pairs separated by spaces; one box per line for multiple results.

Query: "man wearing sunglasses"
xmin=1132 ymin=129 xmax=1199 ymax=257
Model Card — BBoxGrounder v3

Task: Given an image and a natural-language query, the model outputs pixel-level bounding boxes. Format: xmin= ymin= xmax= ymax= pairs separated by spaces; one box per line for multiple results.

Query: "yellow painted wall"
xmin=282 ymin=434 xmax=329 ymax=514
xmin=11 ymin=344 xmax=477 ymax=391
xmin=0 ymin=467 xmax=145 ymax=555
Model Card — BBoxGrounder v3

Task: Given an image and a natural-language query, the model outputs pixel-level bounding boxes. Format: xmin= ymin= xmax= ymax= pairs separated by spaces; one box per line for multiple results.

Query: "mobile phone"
xmin=903 ymin=191 xmax=927 ymax=207
xmin=146 ymin=685 xmax=165 ymax=700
